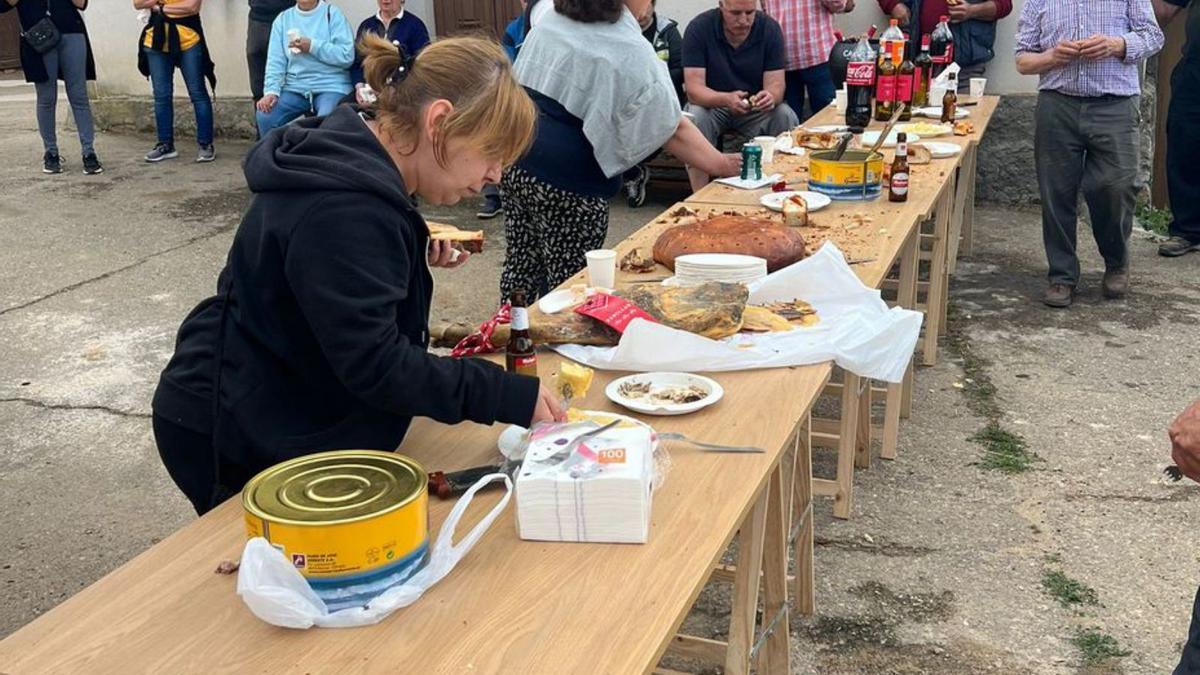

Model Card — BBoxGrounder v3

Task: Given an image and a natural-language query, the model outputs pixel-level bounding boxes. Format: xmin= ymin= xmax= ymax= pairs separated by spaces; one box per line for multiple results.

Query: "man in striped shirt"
xmin=763 ymin=0 xmax=854 ymax=120
xmin=1015 ymin=0 xmax=1163 ymax=308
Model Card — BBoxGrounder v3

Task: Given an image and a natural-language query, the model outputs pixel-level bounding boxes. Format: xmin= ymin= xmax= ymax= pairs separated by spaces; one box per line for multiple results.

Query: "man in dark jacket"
xmin=878 ymin=0 xmax=1013 ymax=85
xmin=1154 ymin=0 xmax=1200 ymax=258
xmin=152 ymin=106 xmax=549 ymax=514
xmin=247 ymin=0 xmax=295 ymax=103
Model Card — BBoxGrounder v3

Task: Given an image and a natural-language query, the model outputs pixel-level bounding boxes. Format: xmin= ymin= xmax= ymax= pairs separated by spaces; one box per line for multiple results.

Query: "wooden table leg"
xmin=854 ymin=379 xmax=872 ymax=470
xmin=757 ymin=465 xmax=791 ymax=674
xmin=896 ymin=230 xmax=919 ymax=424
xmin=922 ymin=179 xmax=954 ymax=367
xmin=834 ymin=371 xmax=860 ymax=519
xmin=792 ymin=419 xmax=814 ymax=616
xmin=725 ymin=482 xmax=769 ymax=675
xmin=961 ymin=145 xmax=977 ymax=258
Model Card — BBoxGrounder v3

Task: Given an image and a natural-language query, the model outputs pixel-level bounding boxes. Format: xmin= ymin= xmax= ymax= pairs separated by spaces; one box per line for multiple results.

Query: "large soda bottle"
xmin=930 ymin=15 xmax=954 ymax=78
xmin=874 ymin=40 xmax=896 ymax=122
xmin=881 ymin=18 xmax=906 ymax=58
xmin=844 ymin=26 xmax=878 ymax=133
xmin=912 ymin=34 xmax=933 ymax=107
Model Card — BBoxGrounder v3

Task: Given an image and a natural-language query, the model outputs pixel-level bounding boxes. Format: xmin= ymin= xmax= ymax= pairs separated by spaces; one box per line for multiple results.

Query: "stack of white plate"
xmin=670 ymin=254 xmax=768 ymax=287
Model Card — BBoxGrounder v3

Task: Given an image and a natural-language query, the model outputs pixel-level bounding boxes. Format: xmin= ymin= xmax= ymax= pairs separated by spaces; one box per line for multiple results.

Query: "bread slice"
xmin=426 ymin=221 xmax=485 ymax=253
xmin=782 ymin=194 xmax=808 ymax=227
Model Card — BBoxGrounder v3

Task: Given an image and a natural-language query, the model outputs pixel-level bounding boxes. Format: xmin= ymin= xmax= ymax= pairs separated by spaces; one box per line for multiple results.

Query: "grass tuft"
xmin=1042 ymin=570 xmax=1099 ymax=607
xmin=971 ymin=422 xmax=1039 ymax=474
xmin=1135 ymin=201 xmax=1172 ymax=237
xmin=1071 ymin=628 xmax=1131 ymax=666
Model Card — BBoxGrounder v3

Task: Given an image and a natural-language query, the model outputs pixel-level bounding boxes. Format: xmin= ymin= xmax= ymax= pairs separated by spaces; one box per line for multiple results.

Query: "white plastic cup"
xmin=753 ymin=135 xmax=777 ymax=164
xmin=970 ymin=77 xmax=987 ymax=99
xmin=287 ymin=29 xmax=302 ymax=55
xmin=585 ymin=249 xmax=617 ymax=289
xmin=834 ymin=88 xmax=848 ymax=113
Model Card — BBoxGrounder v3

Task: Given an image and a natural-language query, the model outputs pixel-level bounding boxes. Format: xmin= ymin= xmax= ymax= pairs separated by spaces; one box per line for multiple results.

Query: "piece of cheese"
xmin=558 ymin=362 xmax=595 ymax=401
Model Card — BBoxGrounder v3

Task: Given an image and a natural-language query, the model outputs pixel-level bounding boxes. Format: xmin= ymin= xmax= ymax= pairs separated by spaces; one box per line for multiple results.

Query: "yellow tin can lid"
xmin=243 ymin=450 xmax=426 ymax=526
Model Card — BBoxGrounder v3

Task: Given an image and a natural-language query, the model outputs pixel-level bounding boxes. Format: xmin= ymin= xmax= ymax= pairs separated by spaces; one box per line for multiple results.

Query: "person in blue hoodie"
xmin=255 ymin=0 xmax=355 ymax=136
xmin=153 ymin=35 xmax=564 ymax=515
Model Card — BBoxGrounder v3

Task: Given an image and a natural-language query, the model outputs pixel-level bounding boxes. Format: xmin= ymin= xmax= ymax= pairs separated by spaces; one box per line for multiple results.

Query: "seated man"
xmin=682 ymin=0 xmax=798 ymax=187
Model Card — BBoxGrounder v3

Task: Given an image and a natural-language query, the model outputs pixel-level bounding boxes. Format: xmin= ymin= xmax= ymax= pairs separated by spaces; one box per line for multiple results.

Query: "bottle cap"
xmin=889 ymin=18 xmax=898 ymax=26
xmin=939 ymin=14 xmax=949 ymax=22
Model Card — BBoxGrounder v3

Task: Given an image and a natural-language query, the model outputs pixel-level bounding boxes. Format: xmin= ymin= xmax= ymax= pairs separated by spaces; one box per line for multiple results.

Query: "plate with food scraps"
xmin=605 ymin=372 xmax=724 ymax=416
xmin=806 ymin=125 xmax=848 ymax=134
xmin=913 ymin=105 xmax=970 ymax=119
xmin=497 ymin=409 xmax=650 ymax=458
xmin=860 ymin=129 xmax=921 ymax=148
xmin=897 ymin=122 xmax=953 ymax=138
xmin=759 ymin=190 xmax=832 ymax=213
xmin=915 ymin=141 xmax=962 ymax=159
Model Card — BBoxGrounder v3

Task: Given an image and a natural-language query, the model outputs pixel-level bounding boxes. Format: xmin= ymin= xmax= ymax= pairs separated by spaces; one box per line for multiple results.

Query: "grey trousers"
xmin=35 ymin=33 xmax=95 ymax=156
xmin=247 ymin=18 xmax=273 ymax=101
xmin=1034 ymin=90 xmax=1138 ymax=286
xmin=686 ymin=102 xmax=799 ymax=149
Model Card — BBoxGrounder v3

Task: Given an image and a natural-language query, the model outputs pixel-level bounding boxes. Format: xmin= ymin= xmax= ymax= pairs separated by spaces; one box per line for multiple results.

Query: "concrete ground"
xmin=1 ymin=82 xmax=1198 ymax=674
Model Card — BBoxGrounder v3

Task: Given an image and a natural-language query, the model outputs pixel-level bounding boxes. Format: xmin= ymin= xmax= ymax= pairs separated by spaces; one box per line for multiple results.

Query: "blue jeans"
xmin=785 ymin=63 xmax=836 ymax=122
xmin=35 ymin=33 xmax=95 ymax=156
xmin=256 ymin=91 xmax=344 ymax=137
xmin=144 ymin=46 xmax=213 ymax=146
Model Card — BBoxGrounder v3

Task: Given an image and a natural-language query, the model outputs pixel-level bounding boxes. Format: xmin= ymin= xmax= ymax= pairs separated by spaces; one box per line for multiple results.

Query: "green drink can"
xmin=741 ymin=142 xmax=763 ymax=181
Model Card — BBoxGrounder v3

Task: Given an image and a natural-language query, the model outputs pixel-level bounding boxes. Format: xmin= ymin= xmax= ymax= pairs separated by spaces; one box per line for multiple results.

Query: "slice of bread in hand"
xmin=426 ymin=221 xmax=485 ymax=253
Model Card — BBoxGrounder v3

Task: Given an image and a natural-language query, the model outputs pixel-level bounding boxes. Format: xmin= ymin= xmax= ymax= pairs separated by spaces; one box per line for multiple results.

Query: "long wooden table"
xmin=0 ymin=99 xmax=998 ymax=675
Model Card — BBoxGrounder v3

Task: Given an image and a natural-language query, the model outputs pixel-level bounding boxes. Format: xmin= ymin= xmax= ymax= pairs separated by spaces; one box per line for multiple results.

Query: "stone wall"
xmin=90 ymin=96 xmax=258 ymax=142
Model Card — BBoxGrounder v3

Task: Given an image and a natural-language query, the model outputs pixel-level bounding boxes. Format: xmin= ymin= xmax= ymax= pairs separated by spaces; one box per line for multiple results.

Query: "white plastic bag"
xmin=555 ymin=243 xmax=923 ymax=383
xmin=236 ymin=473 xmax=511 ymax=629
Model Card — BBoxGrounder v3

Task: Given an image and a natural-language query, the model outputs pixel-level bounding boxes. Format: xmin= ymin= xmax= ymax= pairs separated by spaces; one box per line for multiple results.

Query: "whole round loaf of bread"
xmin=653 ymin=215 xmax=808 ymax=272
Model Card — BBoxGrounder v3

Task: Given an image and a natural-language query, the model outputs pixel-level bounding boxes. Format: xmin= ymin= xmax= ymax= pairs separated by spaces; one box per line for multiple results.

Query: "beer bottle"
xmin=941 ymin=72 xmax=958 ymax=123
xmin=897 ymin=41 xmax=915 ymax=121
xmin=506 ymin=289 xmax=538 ymax=377
xmin=913 ymin=35 xmax=933 ymax=108
xmin=874 ymin=40 xmax=896 ymax=122
xmin=889 ymin=133 xmax=910 ymax=203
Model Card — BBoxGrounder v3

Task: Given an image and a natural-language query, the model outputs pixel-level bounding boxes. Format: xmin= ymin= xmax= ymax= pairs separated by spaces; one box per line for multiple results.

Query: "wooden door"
xmin=435 ymin=0 xmax=523 ymax=40
xmin=0 ymin=11 xmax=20 ymax=71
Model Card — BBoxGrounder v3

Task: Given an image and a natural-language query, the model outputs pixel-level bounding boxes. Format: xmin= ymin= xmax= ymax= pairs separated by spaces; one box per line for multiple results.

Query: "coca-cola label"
xmin=896 ymin=74 xmax=914 ymax=102
xmin=891 ymin=171 xmax=909 ymax=195
xmin=846 ymin=61 xmax=876 ymax=86
xmin=932 ymin=43 xmax=954 ymax=65
xmin=876 ymin=74 xmax=896 ymax=102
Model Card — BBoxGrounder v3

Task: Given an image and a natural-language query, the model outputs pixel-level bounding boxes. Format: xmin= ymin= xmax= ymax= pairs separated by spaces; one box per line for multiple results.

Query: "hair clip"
xmin=385 ymin=40 xmax=417 ymax=86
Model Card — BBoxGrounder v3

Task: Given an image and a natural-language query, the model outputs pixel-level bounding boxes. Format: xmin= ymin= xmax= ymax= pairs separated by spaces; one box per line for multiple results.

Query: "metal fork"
xmin=656 ymin=432 xmax=765 ymax=454
xmin=542 ymin=420 xmax=621 ymax=465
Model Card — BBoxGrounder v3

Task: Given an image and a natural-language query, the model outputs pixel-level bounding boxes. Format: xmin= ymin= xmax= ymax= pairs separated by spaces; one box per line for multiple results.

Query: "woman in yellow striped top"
xmin=134 ymin=0 xmax=217 ymax=162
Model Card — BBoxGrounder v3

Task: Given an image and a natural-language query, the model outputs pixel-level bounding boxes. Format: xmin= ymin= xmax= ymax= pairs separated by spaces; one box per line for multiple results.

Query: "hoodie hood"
xmin=243 ymin=106 xmax=415 ymax=213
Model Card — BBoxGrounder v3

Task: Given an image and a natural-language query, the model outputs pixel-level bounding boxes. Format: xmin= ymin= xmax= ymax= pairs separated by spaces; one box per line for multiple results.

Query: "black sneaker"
xmin=145 ymin=142 xmax=178 ymax=163
xmin=624 ymin=165 xmax=649 ymax=208
xmin=476 ymin=194 xmax=503 ymax=219
xmin=82 ymin=153 xmax=104 ymax=175
xmin=1158 ymin=235 xmax=1200 ymax=257
xmin=196 ymin=144 xmax=216 ymax=163
xmin=42 ymin=151 xmax=63 ymax=174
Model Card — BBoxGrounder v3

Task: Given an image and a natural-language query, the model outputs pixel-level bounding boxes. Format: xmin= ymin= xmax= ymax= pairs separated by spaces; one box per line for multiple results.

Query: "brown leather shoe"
xmin=1043 ymin=283 xmax=1074 ymax=308
xmin=1102 ymin=268 xmax=1128 ymax=299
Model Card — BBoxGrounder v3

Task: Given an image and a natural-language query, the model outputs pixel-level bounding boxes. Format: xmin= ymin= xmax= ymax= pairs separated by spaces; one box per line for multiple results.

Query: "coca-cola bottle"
xmin=930 ymin=15 xmax=954 ymax=78
xmin=844 ymin=26 xmax=878 ymax=133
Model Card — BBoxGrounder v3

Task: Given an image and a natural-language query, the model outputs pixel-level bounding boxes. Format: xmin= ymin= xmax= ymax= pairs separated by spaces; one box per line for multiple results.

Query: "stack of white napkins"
xmin=516 ymin=421 xmax=656 ymax=544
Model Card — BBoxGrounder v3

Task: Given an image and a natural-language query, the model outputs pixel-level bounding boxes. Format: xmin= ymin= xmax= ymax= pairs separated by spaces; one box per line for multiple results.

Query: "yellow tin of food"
xmin=808 ymin=149 xmax=885 ymax=201
xmin=243 ymin=450 xmax=428 ymax=597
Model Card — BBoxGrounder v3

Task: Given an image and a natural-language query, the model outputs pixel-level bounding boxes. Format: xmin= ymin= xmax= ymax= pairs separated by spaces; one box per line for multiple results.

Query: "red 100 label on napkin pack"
xmin=574 ymin=293 xmax=658 ymax=333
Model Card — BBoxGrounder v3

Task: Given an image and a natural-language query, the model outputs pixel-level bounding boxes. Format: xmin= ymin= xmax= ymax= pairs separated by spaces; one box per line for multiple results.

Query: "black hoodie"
xmin=153 ymin=106 xmax=539 ymax=472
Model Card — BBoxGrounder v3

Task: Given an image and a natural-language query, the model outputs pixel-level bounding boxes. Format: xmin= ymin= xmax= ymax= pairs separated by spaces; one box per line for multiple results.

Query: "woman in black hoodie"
xmin=152 ymin=35 xmax=562 ymax=515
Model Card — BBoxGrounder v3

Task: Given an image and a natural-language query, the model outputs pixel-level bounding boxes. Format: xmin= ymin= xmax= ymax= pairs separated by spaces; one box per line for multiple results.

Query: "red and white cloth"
xmin=762 ymin=0 xmax=841 ymax=71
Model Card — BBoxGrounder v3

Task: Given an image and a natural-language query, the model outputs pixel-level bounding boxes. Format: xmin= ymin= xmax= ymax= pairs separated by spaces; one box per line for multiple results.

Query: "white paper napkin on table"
xmin=554 ymin=243 xmax=923 ymax=384
xmin=714 ymin=173 xmax=783 ymax=190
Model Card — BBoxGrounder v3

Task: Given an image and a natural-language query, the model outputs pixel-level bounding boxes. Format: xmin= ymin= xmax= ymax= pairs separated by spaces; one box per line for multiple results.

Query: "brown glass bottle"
xmin=874 ymin=40 xmax=896 ymax=122
xmin=941 ymin=72 xmax=958 ymax=123
xmin=896 ymin=41 xmax=915 ymax=121
xmin=912 ymin=35 xmax=933 ymax=108
xmin=889 ymin=133 xmax=910 ymax=203
xmin=505 ymin=289 xmax=538 ymax=377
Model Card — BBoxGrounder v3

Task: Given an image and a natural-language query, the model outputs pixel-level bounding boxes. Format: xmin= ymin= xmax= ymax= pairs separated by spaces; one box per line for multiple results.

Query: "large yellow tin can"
xmin=808 ymin=149 xmax=885 ymax=201
xmin=243 ymin=450 xmax=429 ymax=595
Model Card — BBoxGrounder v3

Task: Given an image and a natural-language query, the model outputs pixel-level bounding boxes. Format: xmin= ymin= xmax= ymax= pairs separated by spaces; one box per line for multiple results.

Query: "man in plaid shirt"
xmin=762 ymin=0 xmax=854 ymax=120
xmin=1015 ymin=0 xmax=1163 ymax=308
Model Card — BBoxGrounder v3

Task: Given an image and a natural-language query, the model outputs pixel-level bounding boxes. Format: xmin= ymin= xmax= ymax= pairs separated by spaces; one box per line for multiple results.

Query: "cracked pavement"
xmin=3 ymin=82 xmax=1200 ymax=673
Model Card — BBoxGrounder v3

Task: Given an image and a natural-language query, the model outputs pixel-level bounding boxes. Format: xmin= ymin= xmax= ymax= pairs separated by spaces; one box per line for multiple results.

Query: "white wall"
xmin=656 ymin=0 xmax=1037 ymax=94
xmin=84 ymin=0 xmax=434 ymax=97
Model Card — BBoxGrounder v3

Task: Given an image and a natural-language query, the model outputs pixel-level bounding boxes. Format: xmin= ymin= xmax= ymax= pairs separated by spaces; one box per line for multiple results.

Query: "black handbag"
xmin=21 ymin=7 xmax=62 ymax=55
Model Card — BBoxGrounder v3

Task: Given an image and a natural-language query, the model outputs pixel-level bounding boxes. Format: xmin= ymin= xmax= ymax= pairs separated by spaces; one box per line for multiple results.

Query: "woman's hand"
xmin=256 ymin=94 xmax=278 ymax=114
xmin=290 ymin=36 xmax=313 ymax=54
xmin=427 ymin=239 xmax=470 ymax=269
xmin=530 ymin=384 xmax=567 ymax=425
xmin=710 ymin=152 xmax=742 ymax=178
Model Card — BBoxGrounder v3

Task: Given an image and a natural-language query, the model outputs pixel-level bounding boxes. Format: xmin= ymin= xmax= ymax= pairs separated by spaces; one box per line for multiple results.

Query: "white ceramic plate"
xmin=675 ymin=253 xmax=766 ymax=269
xmin=605 ymin=372 xmax=724 ymax=416
xmin=759 ymin=190 xmax=832 ymax=213
xmin=497 ymin=410 xmax=653 ymax=457
xmin=860 ymin=130 xmax=920 ymax=148
xmin=913 ymin=106 xmax=969 ymax=120
xmin=806 ymin=124 xmax=848 ymax=134
xmin=777 ymin=145 xmax=806 ymax=157
xmin=897 ymin=122 xmax=953 ymax=138
xmin=915 ymin=141 xmax=962 ymax=159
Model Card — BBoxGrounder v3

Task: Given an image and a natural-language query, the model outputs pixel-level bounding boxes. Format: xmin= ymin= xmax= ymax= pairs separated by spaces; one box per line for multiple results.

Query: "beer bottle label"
xmin=846 ymin=60 xmax=876 ymax=86
xmin=891 ymin=172 xmax=909 ymax=195
xmin=875 ymin=75 xmax=896 ymax=102
xmin=896 ymin=74 xmax=914 ymax=102
xmin=513 ymin=354 xmax=538 ymax=369
xmin=511 ymin=307 xmax=530 ymax=331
